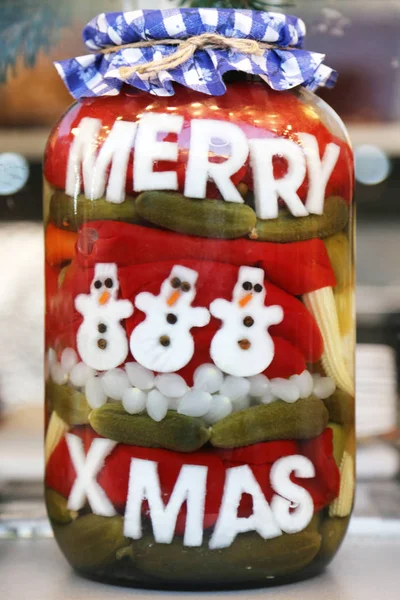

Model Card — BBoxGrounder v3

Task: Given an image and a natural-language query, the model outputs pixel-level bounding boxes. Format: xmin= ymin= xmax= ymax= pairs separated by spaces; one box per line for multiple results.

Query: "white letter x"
xmin=66 ymin=433 xmax=117 ymax=516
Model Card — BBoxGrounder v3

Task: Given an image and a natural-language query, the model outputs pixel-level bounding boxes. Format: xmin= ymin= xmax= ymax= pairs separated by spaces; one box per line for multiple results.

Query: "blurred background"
xmin=0 ymin=0 xmax=399 ymax=538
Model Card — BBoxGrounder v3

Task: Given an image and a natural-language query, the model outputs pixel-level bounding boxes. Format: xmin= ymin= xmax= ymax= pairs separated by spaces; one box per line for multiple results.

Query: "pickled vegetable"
xmin=329 ymin=451 xmax=355 ymax=518
xmin=136 ymin=192 xmax=257 ymax=239
xmin=54 ymin=514 xmax=129 ymax=570
xmin=253 ymin=197 xmax=349 ymax=243
xmin=132 ymin=531 xmax=322 ymax=584
xmin=324 ymin=232 xmax=353 ymax=292
xmin=89 ymin=402 xmax=210 ymax=452
xmin=50 ymin=191 xmax=141 ymax=232
xmin=323 ymin=390 xmax=354 ymax=426
xmin=328 ymin=422 xmax=346 ymax=467
xmin=46 ymin=488 xmax=77 ymax=525
xmin=318 ymin=516 xmax=350 ymax=562
xmin=211 ymin=397 xmax=329 ymax=448
xmin=47 ymin=381 xmax=91 ymax=426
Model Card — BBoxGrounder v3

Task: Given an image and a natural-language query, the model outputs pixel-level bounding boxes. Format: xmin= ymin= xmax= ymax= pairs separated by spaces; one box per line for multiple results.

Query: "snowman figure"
xmin=75 ymin=263 xmax=133 ymax=371
xmin=210 ymin=266 xmax=284 ymax=377
xmin=130 ymin=265 xmax=210 ymax=373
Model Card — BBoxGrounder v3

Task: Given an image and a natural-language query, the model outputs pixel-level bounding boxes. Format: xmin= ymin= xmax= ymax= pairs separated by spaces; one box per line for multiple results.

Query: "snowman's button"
xmin=254 ymin=284 xmax=263 ymax=293
xmin=181 ymin=281 xmax=191 ymax=293
xmin=98 ymin=323 xmax=107 ymax=333
xmin=98 ymin=338 xmax=107 ymax=350
xmin=94 ymin=280 xmax=102 ymax=289
xmin=159 ymin=335 xmax=171 ymax=347
xmin=242 ymin=281 xmax=253 ymax=291
xmin=243 ymin=316 xmax=254 ymax=328
xmin=105 ymin=278 xmax=113 ymax=289
xmin=166 ymin=313 xmax=178 ymax=325
xmin=238 ymin=339 xmax=251 ymax=350
xmin=171 ymin=277 xmax=181 ymax=289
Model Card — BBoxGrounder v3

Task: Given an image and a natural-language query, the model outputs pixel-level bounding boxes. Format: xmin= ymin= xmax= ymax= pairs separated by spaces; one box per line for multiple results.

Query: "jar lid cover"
xmin=55 ymin=8 xmax=337 ymax=99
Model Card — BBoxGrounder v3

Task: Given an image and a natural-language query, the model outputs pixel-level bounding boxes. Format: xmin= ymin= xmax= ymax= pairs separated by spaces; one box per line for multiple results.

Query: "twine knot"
xmin=99 ymin=32 xmax=287 ymax=80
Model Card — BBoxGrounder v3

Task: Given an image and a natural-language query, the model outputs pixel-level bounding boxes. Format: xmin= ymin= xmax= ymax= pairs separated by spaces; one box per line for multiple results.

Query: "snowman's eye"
xmin=254 ymin=284 xmax=263 ymax=293
xmin=105 ymin=278 xmax=113 ymax=289
xmin=181 ymin=282 xmax=191 ymax=292
xmin=94 ymin=280 xmax=102 ymax=289
xmin=171 ymin=277 xmax=181 ymax=289
xmin=242 ymin=281 xmax=253 ymax=291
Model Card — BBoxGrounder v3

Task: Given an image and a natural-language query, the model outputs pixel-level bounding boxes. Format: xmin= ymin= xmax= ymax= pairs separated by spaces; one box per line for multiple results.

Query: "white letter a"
xmin=209 ymin=465 xmax=282 ymax=550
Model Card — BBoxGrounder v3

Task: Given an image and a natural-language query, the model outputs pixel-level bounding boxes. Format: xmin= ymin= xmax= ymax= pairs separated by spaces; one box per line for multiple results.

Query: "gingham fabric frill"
xmin=55 ymin=8 xmax=337 ymax=99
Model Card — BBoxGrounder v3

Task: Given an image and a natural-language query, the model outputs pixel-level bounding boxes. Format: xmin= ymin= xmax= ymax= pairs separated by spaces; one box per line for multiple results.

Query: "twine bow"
xmin=100 ymin=32 xmax=291 ymax=80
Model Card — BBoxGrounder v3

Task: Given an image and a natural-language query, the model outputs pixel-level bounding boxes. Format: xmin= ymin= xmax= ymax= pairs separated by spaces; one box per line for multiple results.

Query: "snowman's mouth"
xmin=238 ymin=339 xmax=251 ymax=350
xmin=159 ymin=335 xmax=171 ymax=347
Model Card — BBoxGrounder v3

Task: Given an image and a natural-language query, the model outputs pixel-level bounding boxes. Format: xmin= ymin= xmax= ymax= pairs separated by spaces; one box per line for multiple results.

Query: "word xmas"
xmin=67 ymin=113 xmax=341 ymax=219
xmin=66 ymin=434 xmax=315 ymax=550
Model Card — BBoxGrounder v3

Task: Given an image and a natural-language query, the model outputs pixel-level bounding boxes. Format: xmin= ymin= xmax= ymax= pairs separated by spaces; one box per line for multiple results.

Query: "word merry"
xmin=66 ymin=113 xmax=340 ymax=219
xmin=66 ymin=434 xmax=315 ymax=550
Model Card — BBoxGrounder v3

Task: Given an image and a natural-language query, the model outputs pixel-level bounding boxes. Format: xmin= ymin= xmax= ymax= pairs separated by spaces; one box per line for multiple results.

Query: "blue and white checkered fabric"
xmin=55 ymin=8 xmax=337 ymax=99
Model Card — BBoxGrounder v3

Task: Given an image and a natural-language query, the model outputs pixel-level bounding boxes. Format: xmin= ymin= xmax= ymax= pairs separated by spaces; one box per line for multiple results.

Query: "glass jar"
xmin=44 ymin=78 xmax=355 ymax=589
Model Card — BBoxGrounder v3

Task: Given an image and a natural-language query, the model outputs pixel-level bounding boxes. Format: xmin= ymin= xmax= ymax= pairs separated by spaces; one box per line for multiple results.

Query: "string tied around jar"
xmin=99 ymin=33 xmax=293 ymax=80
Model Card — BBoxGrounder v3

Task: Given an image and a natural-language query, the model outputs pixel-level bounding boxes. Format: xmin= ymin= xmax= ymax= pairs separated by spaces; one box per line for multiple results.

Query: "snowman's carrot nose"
xmin=239 ymin=293 xmax=253 ymax=308
xmin=99 ymin=291 xmax=111 ymax=305
xmin=167 ymin=290 xmax=181 ymax=307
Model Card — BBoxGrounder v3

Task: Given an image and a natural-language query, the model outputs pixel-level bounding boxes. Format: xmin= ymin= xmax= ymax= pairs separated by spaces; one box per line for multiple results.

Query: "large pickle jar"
xmin=44 ymin=9 xmax=355 ymax=590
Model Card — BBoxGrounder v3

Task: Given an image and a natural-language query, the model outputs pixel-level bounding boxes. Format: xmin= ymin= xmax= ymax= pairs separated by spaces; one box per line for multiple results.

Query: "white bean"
xmin=248 ymin=374 xmax=270 ymax=398
xmin=60 ymin=348 xmax=79 ymax=373
xmin=178 ymin=390 xmax=212 ymax=418
xmin=290 ymin=371 xmax=314 ymax=399
xmin=101 ymin=369 xmax=130 ymax=401
xmin=146 ymin=390 xmax=169 ymax=422
xmin=122 ymin=388 xmax=147 ymax=415
xmin=204 ymin=395 xmax=232 ymax=425
xmin=125 ymin=362 xmax=154 ymax=391
xmin=313 ymin=376 xmax=336 ymax=399
xmin=155 ymin=374 xmax=188 ymax=398
xmin=50 ymin=363 xmax=68 ymax=386
xmin=193 ymin=364 xmax=224 ymax=394
xmin=70 ymin=362 xmax=95 ymax=388
xmin=270 ymin=378 xmax=300 ymax=404
xmin=85 ymin=377 xmax=107 ymax=409
xmin=220 ymin=376 xmax=251 ymax=402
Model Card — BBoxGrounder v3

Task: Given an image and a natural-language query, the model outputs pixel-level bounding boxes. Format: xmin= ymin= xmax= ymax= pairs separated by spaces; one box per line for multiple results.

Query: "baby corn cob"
xmin=45 ymin=411 xmax=68 ymax=465
xmin=304 ymin=287 xmax=354 ymax=396
xmin=329 ymin=451 xmax=355 ymax=518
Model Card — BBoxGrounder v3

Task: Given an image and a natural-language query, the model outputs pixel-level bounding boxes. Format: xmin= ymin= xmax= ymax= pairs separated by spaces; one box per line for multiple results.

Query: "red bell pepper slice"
xmin=76 ymin=221 xmax=336 ymax=296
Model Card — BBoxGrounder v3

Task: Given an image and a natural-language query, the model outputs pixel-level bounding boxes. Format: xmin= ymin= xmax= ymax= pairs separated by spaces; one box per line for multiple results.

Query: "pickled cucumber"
xmin=46 ymin=381 xmax=91 ymax=426
xmin=136 ymin=192 xmax=257 ymax=239
xmin=54 ymin=514 xmax=129 ymax=570
xmin=50 ymin=191 xmax=142 ymax=232
xmin=132 ymin=531 xmax=321 ymax=584
xmin=252 ymin=197 xmax=349 ymax=243
xmin=211 ymin=396 xmax=329 ymax=448
xmin=324 ymin=232 xmax=353 ymax=292
xmin=323 ymin=390 xmax=354 ymax=426
xmin=45 ymin=488 xmax=77 ymax=525
xmin=318 ymin=516 xmax=350 ymax=562
xmin=89 ymin=402 xmax=210 ymax=452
